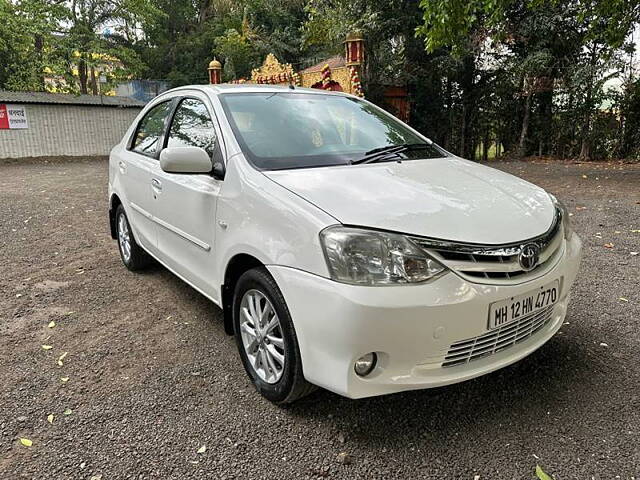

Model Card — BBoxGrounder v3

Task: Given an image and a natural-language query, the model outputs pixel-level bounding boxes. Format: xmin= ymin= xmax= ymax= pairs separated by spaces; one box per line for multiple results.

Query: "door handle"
xmin=151 ymin=178 xmax=162 ymax=193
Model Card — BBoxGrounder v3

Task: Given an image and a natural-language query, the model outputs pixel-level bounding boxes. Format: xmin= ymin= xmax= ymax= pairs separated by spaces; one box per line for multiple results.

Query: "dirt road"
xmin=1 ymin=157 xmax=639 ymax=479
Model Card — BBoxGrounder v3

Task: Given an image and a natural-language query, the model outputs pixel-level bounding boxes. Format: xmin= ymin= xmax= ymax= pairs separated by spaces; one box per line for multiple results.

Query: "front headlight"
xmin=549 ymin=194 xmax=573 ymax=241
xmin=320 ymin=226 xmax=446 ymax=285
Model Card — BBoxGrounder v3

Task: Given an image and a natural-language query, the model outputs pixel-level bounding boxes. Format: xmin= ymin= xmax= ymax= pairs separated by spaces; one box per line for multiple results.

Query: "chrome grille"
xmin=442 ymin=305 xmax=555 ymax=367
xmin=410 ymin=209 xmax=563 ymax=283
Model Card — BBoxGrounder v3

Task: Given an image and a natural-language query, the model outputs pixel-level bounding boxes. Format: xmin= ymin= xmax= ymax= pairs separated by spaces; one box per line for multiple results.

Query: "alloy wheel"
xmin=117 ymin=213 xmax=132 ymax=263
xmin=239 ymin=289 xmax=286 ymax=384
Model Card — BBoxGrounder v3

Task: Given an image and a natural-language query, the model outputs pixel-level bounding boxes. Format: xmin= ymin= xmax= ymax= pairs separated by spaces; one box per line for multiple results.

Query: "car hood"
xmin=263 ymin=156 xmax=556 ymax=245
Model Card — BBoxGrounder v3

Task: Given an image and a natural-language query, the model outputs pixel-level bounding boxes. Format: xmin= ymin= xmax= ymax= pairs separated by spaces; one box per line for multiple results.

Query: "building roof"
xmin=0 ymin=91 xmax=146 ymax=108
xmin=298 ymin=55 xmax=346 ymax=74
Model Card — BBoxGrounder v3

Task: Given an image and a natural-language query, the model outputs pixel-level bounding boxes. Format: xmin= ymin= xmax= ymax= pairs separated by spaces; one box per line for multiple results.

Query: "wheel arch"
xmin=221 ymin=253 xmax=264 ymax=335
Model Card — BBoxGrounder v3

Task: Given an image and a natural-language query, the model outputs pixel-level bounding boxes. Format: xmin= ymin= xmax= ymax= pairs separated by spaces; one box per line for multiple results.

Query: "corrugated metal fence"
xmin=0 ymin=92 xmax=145 ymax=159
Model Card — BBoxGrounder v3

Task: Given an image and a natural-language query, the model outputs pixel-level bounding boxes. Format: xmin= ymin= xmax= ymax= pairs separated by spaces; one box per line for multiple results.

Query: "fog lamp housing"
xmin=354 ymin=352 xmax=377 ymax=377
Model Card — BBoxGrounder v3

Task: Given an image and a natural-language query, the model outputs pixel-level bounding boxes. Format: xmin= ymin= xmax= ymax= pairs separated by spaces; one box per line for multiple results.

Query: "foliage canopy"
xmin=1 ymin=0 xmax=639 ymax=160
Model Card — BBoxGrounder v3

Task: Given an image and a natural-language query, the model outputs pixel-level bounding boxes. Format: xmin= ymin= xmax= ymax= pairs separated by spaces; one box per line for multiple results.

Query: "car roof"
xmin=163 ymin=83 xmax=352 ymax=98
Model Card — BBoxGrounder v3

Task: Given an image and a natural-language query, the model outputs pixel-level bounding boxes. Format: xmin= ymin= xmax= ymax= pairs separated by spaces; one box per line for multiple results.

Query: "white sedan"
xmin=108 ymin=84 xmax=582 ymax=403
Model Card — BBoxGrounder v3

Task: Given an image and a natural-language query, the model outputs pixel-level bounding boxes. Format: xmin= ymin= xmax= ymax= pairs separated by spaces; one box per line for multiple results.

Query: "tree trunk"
xmin=482 ymin=133 xmax=490 ymax=162
xmin=579 ymin=137 xmax=590 ymax=160
xmin=578 ymin=45 xmax=598 ymax=161
xmin=34 ymin=34 xmax=45 ymax=90
xmin=467 ymin=121 xmax=476 ymax=160
xmin=78 ymin=56 xmax=88 ymax=94
xmin=460 ymin=103 xmax=466 ymax=157
xmin=198 ymin=0 xmax=211 ymax=24
xmin=518 ymin=92 xmax=532 ymax=157
xmin=459 ymin=54 xmax=477 ymax=159
xmin=578 ymin=114 xmax=592 ymax=162
xmin=90 ymin=67 xmax=98 ymax=95
xmin=445 ymin=77 xmax=452 ymax=151
xmin=538 ymin=88 xmax=553 ymax=156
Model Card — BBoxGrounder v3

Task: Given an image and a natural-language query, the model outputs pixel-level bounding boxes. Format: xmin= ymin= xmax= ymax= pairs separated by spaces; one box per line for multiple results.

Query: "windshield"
xmin=218 ymin=92 xmax=446 ymax=170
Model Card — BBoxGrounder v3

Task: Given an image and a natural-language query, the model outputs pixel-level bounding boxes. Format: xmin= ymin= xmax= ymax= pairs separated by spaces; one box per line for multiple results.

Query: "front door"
xmin=151 ymin=96 xmax=223 ymax=299
xmin=121 ymin=100 xmax=174 ymax=254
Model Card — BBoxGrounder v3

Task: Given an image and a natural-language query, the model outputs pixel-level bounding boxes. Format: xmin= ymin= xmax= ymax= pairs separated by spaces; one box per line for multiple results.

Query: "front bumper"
xmin=268 ymin=234 xmax=582 ymax=399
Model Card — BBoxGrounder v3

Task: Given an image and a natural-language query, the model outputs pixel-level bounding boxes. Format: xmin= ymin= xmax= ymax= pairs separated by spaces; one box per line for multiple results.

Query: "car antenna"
xmin=288 ymin=83 xmax=295 ymax=90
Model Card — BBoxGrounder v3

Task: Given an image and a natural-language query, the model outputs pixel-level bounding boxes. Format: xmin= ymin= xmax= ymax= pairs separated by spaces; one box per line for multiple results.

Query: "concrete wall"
xmin=0 ymin=104 xmax=142 ymax=159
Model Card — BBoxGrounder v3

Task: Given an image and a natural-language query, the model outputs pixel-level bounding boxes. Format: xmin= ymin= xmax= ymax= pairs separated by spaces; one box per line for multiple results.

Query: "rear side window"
xmin=167 ymin=98 xmax=218 ymax=157
xmin=132 ymin=101 xmax=172 ymax=156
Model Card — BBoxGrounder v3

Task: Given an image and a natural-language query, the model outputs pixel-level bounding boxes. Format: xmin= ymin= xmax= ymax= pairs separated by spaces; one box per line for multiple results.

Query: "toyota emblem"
xmin=518 ymin=243 xmax=540 ymax=271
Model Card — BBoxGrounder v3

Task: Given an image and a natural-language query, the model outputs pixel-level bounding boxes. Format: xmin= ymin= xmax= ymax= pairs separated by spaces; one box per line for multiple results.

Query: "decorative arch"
xmin=250 ymin=53 xmax=297 ymax=85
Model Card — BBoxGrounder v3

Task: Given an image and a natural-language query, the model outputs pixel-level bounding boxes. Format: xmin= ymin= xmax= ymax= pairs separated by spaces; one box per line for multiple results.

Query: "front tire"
xmin=115 ymin=204 xmax=152 ymax=271
xmin=233 ymin=267 xmax=315 ymax=404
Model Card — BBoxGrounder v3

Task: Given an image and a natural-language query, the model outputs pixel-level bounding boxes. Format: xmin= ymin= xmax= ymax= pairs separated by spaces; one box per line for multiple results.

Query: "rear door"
xmin=120 ymin=99 xmax=174 ymax=254
xmin=151 ymin=94 xmax=223 ymax=298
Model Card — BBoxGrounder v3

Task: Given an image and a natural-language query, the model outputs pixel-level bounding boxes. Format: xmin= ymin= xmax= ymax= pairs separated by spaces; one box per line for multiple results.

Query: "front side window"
xmin=132 ymin=101 xmax=172 ymax=156
xmin=218 ymin=92 xmax=445 ymax=170
xmin=167 ymin=98 xmax=217 ymax=157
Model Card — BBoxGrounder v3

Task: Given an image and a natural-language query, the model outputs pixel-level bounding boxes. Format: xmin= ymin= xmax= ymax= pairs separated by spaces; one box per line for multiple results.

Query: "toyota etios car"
xmin=108 ymin=84 xmax=582 ymax=403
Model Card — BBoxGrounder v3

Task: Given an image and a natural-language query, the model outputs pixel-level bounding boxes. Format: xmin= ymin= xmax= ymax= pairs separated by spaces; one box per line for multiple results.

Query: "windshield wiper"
xmin=351 ymin=143 xmax=432 ymax=165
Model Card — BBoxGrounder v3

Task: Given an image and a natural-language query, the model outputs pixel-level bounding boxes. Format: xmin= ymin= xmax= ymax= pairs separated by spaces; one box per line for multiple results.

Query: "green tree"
xmin=620 ymin=78 xmax=640 ymax=159
xmin=416 ymin=0 xmax=639 ymax=159
xmin=215 ymin=28 xmax=258 ymax=80
xmin=137 ymin=0 xmax=307 ymax=86
xmin=0 ymin=0 xmax=66 ymax=91
xmin=61 ymin=0 xmax=154 ymax=94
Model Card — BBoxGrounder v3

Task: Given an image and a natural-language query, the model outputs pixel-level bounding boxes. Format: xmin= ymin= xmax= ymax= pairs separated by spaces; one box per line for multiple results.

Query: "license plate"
xmin=488 ymin=280 xmax=560 ymax=330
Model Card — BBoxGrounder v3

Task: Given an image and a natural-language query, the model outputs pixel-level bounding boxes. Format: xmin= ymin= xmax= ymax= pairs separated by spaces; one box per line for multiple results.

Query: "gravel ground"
xmin=1 ymin=157 xmax=639 ymax=480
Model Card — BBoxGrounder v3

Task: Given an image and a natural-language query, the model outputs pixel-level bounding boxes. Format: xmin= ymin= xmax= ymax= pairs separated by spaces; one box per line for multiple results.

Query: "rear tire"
xmin=233 ymin=267 xmax=316 ymax=404
xmin=115 ymin=204 xmax=152 ymax=271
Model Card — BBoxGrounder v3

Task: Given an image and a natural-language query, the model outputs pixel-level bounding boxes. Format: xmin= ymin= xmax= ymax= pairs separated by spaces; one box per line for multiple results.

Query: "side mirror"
xmin=159 ymin=146 xmax=212 ymax=174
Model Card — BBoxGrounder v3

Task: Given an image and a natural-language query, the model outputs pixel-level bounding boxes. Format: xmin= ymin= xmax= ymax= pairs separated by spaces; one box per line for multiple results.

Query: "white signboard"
xmin=0 ymin=104 xmax=29 ymax=129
